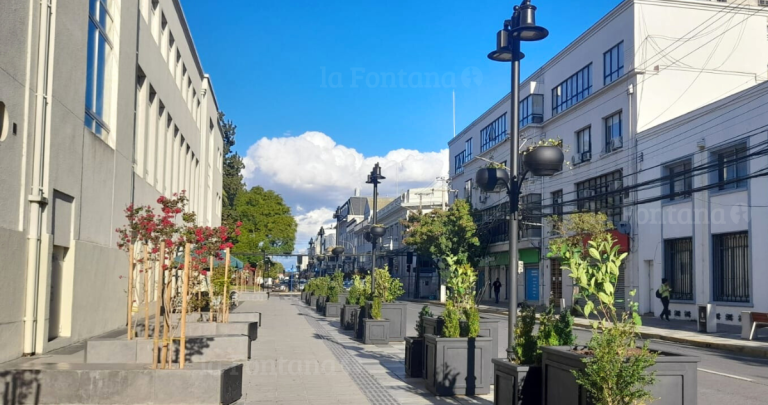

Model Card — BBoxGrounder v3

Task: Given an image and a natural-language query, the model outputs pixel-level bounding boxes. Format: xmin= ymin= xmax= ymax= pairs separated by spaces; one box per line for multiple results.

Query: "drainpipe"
xmin=23 ymin=0 xmax=54 ymax=356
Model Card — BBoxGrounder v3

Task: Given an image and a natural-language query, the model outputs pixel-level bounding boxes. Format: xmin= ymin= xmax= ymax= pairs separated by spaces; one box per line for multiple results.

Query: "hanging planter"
xmin=475 ymin=163 xmax=510 ymax=193
xmin=522 ymin=139 xmax=565 ymax=177
xmin=331 ymin=246 xmax=344 ymax=256
xmin=370 ymin=225 xmax=386 ymax=238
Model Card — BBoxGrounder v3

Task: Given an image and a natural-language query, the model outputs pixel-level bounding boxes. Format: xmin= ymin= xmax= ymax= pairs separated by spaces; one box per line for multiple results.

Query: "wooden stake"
xmin=224 ymin=248 xmax=231 ymax=323
xmin=161 ymin=278 xmax=170 ymax=369
xmin=144 ymin=245 xmax=150 ymax=339
xmin=127 ymin=244 xmax=135 ymax=340
xmin=152 ymin=242 xmax=165 ymax=369
xmin=180 ymin=243 xmax=191 ymax=369
xmin=209 ymin=255 xmax=215 ymax=323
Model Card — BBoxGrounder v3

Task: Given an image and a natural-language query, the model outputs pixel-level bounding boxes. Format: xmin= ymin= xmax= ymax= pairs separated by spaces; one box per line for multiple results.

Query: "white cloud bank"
xmin=242 ymin=131 xmax=448 ymax=250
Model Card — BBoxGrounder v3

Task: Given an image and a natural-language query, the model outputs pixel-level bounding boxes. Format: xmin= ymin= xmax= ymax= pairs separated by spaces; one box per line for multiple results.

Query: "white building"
xmin=376 ymin=188 xmax=448 ymax=299
xmin=637 ymin=82 xmax=768 ymax=324
xmin=0 ymin=0 xmax=223 ymax=363
xmin=448 ymin=0 xmax=768 ymax=312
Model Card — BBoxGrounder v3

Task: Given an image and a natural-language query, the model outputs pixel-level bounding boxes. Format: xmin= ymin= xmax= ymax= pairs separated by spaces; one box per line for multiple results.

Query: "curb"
xmin=404 ymin=299 xmax=768 ymax=359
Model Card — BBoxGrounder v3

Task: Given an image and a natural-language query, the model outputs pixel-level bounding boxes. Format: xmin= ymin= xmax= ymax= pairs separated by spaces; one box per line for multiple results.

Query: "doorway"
xmin=550 ymin=259 xmax=563 ymax=305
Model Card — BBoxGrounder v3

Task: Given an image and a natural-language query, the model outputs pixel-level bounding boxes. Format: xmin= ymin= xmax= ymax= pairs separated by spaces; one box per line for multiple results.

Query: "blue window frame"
xmin=604 ymin=42 xmax=624 ymax=85
xmin=552 ymin=64 xmax=592 ymax=116
xmin=85 ymin=0 xmax=113 ymax=136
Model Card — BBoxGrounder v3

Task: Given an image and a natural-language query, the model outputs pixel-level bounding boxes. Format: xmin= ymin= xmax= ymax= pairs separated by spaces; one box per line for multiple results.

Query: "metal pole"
xmin=371 ymin=180 xmax=378 ymax=296
xmin=506 ymin=37 xmax=522 ymax=361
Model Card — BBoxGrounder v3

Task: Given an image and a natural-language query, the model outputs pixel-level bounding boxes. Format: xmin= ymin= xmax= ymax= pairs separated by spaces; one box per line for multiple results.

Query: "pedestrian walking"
xmin=657 ymin=278 xmax=672 ymax=321
xmin=493 ymin=278 xmax=502 ymax=304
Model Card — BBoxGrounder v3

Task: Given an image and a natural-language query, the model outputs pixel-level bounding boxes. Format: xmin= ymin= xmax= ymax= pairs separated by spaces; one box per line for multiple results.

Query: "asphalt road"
xmin=403 ymin=302 xmax=768 ymax=405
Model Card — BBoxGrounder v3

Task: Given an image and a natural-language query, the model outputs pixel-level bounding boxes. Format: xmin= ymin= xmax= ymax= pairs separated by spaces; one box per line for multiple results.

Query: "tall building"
xmin=0 ymin=0 xmax=224 ymax=362
xmin=449 ymin=0 xmax=768 ymax=314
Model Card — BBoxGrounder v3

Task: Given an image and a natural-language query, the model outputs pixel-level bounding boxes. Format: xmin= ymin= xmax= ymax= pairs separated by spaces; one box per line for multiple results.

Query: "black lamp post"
xmin=332 ymin=246 xmax=345 ymax=274
xmin=366 ymin=162 xmax=386 ymax=295
xmin=485 ymin=0 xmax=554 ymax=362
xmin=318 ymin=227 xmax=326 ymax=276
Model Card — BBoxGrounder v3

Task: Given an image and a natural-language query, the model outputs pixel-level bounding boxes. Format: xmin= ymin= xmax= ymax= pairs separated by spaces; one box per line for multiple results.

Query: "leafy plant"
xmin=357 ymin=275 xmax=371 ymax=306
xmin=486 ymin=162 xmax=507 ymax=169
xmin=347 ymin=275 xmax=362 ymax=304
xmin=463 ymin=307 xmax=480 ymax=338
xmin=415 ymin=305 xmax=433 ymax=338
xmin=513 ymin=306 xmax=538 ymax=365
xmin=441 ymin=302 xmax=461 ymax=338
xmin=522 ymin=138 xmax=567 ymax=154
xmin=549 ymin=213 xmax=657 ymax=405
xmin=327 ymin=272 xmax=344 ymax=303
xmin=372 ymin=267 xmax=404 ymax=303
xmin=371 ymin=298 xmax=383 ymax=320
xmin=445 ymin=262 xmax=477 ymax=311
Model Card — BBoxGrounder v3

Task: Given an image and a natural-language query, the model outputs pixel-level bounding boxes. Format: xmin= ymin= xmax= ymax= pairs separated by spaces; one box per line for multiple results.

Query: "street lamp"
xmin=366 ymin=162 xmax=386 ymax=296
xmin=332 ymin=246 xmax=345 ymax=274
xmin=318 ymin=227 xmax=326 ymax=276
xmin=482 ymin=0 xmax=557 ymax=362
xmin=308 ymin=238 xmax=315 ymax=279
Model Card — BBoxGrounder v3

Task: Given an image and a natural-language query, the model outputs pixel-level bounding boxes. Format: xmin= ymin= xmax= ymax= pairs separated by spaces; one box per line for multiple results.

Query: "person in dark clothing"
xmin=659 ymin=278 xmax=672 ymax=321
xmin=492 ymin=278 xmax=502 ymax=304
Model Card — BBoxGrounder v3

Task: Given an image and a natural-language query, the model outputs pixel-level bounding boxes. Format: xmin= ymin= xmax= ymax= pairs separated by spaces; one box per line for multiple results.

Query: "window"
xmin=664 ymin=238 xmax=693 ymax=301
xmin=480 ymin=113 xmax=507 ymax=152
xmin=551 ymin=190 xmax=563 ymax=218
xmin=85 ymin=0 xmax=114 ymax=137
xmin=604 ymin=42 xmax=624 ymax=85
xmin=665 ymin=160 xmax=692 ymax=201
xmin=552 ymin=64 xmax=592 ymax=116
xmin=712 ymin=232 xmax=750 ymax=303
xmin=519 ymin=94 xmax=543 ymax=128
xmin=520 ymin=194 xmax=542 ymax=239
xmin=604 ymin=112 xmax=622 ymax=153
xmin=465 ymin=138 xmax=473 ymax=161
xmin=454 ymin=151 xmax=466 ymax=175
xmin=576 ymin=127 xmax=591 ymax=162
xmin=712 ymin=144 xmax=748 ymax=190
xmin=464 ymin=179 xmax=472 ymax=202
xmin=474 ymin=202 xmax=510 ymax=244
xmin=576 ymin=170 xmax=623 ymax=226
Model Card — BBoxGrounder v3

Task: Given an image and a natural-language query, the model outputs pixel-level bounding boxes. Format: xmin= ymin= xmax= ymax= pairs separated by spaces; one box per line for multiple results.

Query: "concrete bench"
xmin=85 ymin=335 xmax=250 ymax=364
xmin=0 ymin=362 xmax=242 ymax=404
xmin=744 ymin=312 xmax=768 ymax=340
xmin=137 ymin=320 xmax=258 ymax=341
xmin=227 ymin=311 xmax=262 ymax=326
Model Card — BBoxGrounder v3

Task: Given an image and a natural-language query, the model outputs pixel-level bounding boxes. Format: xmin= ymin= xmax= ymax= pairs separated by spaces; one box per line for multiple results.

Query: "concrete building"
xmin=637 ymin=82 xmax=768 ymax=324
xmin=448 ymin=0 xmax=768 ymax=312
xmin=0 ymin=0 xmax=223 ymax=363
xmin=376 ymin=188 xmax=447 ymax=299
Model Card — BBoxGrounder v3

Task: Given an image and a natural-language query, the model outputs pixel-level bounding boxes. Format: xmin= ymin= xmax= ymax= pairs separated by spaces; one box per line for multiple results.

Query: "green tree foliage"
xmin=441 ymin=302 xmax=461 ymax=338
xmin=372 ymin=267 xmax=404 ymax=303
xmin=548 ymin=213 xmax=657 ymax=405
xmin=218 ymin=112 xmax=246 ymax=226
xmin=233 ymin=186 xmax=297 ymax=265
xmin=402 ymin=199 xmax=480 ymax=269
xmin=370 ymin=298 xmax=383 ymax=320
xmin=513 ymin=306 xmax=538 ymax=365
xmin=415 ymin=305 xmax=433 ymax=337
xmin=327 ymin=272 xmax=344 ymax=303
xmin=347 ymin=275 xmax=363 ymax=305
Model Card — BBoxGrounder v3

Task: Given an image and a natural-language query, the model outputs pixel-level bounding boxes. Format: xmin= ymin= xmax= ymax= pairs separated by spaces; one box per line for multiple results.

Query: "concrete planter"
xmin=541 ymin=346 xmax=700 ymax=405
xmin=227 ymin=311 xmax=262 ymax=327
xmin=310 ymin=294 xmax=318 ymax=308
xmin=363 ymin=319 xmax=391 ymax=345
xmin=422 ymin=316 xmax=444 ymax=378
xmin=1 ymin=362 xmax=243 ymax=404
xmin=301 ymin=291 xmax=307 ymax=302
xmin=354 ymin=306 xmax=367 ymax=340
xmin=493 ymin=359 xmax=541 ymax=405
xmin=324 ymin=301 xmax=343 ymax=318
xmin=86 ymin=335 xmax=251 ymax=364
xmin=364 ymin=301 xmax=408 ymax=342
xmin=479 ymin=317 xmax=500 ymax=358
xmin=424 ymin=334 xmax=494 ymax=396
xmin=341 ymin=304 xmax=357 ymax=330
xmin=404 ymin=336 xmax=424 ymax=378
xmin=316 ymin=296 xmax=326 ymax=313
xmin=338 ymin=293 xmax=349 ymax=305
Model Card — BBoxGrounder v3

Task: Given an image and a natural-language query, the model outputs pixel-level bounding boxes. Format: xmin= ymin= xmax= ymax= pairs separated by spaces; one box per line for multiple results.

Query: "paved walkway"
xmin=236 ymin=296 xmax=492 ymax=405
xmin=414 ymin=299 xmax=768 ymax=358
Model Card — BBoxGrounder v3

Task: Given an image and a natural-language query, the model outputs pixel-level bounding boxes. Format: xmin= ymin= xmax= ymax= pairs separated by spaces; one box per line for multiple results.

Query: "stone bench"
xmin=137 ymin=321 xmax=258 ymax=341
xmin=226 ymin=311 xmax=262 ymax=326
xmin=0 ymin=362 xmax=242 ymax=404
xmin=237 ymin=292 xmax=268 ymax=301
xmin=86 ymin=335 xmax=250 ymax=364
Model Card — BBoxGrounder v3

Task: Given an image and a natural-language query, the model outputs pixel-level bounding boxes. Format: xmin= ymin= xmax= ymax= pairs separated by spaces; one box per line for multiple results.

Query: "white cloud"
xmin=242 ymin=131 xmax=448 ymax=252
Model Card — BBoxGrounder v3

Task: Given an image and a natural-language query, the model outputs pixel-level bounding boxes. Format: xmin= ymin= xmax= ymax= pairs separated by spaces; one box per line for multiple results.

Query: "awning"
xmin=478 ymin=249 xmax=540 ymax=267
xmin=174 ymin=250 xmax=245 ymax=270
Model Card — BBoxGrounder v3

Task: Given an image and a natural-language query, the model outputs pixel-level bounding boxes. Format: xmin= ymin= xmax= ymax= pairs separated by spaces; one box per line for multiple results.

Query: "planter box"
xmin=0 ymin=362 xmax=243 ymax=405
xmin=405 ymin=337 xmax=424 ymax=378
xmin=354 ymin=306 xmax=367 ymax=340
xmin=338 ymin=293 xmax=348 ymax=305
xmin=424 ymin=334 xmax=494 ymax=396
xmin=310 ymin=294 xmax=318 ymax=308
xmin=324 ymin=302 xmax=343 ymax=318
xmin=301 ymin=291 xmax=307 ymax=302
xmin=365 ymin=301 xmax=408 ymax=342
xmin=541 ymin=346 xmax=700 ymax=405
xmin=341 ymin=304 xmax=357 ymax=330
xmin=422 ymin=316 xmax=444 ymax=378
xmin=493 ymin=359 xmax=541 ymax=405
xmin=479 ymin=317 xmax=500 ymax=358
xmin=316 ymin=296 xmax=326 ymax=312
xmin=85 ymin=335 xmax=251 ymax=364
xmin=363 ymin=319 xmax=391 ymax=345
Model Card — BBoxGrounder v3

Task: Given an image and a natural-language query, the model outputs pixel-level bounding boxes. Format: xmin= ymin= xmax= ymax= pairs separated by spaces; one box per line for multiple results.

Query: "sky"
xmin=181 ymin=0 xmax=624 ymax=259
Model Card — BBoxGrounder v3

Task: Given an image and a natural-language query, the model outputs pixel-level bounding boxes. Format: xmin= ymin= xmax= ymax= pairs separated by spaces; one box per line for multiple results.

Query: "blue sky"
xmin=183 ymin=0 xmax=623 ymax=157
xmin=181 ymin=0 xmax=624 ymax=251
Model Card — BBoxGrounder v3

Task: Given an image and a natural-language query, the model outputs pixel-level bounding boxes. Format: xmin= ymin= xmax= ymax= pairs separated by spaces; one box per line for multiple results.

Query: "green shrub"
xmin=347 ymin=275 xmax=361 ymax=304
xmin=441 ymin=302 xmax=461 ymax=338
xmin=373 ymin=267 xmax=404 ymax=303
xmin=463 ymin=307 xmax=480 ymax=338
xmin=513 ymin=306 xmax=538 ymax=365
xmin=415 ymin=305 xmax=433 ymax=337
xmin=371 ymin=298 xmax=382 ymax=320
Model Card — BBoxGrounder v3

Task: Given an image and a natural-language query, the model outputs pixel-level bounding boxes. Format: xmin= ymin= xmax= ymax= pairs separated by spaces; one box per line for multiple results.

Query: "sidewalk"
xmin=408 ymin=299 xmax=768 ymax=359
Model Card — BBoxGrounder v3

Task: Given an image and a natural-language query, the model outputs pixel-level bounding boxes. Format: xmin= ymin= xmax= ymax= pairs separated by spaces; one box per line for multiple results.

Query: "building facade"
xmin=448 ymin=0 xmax=768 ymax=313
xmin=637 ymin=82 xmax=768 ymax=323
xmin=0 ymin=0 xmax=223 ymax=363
